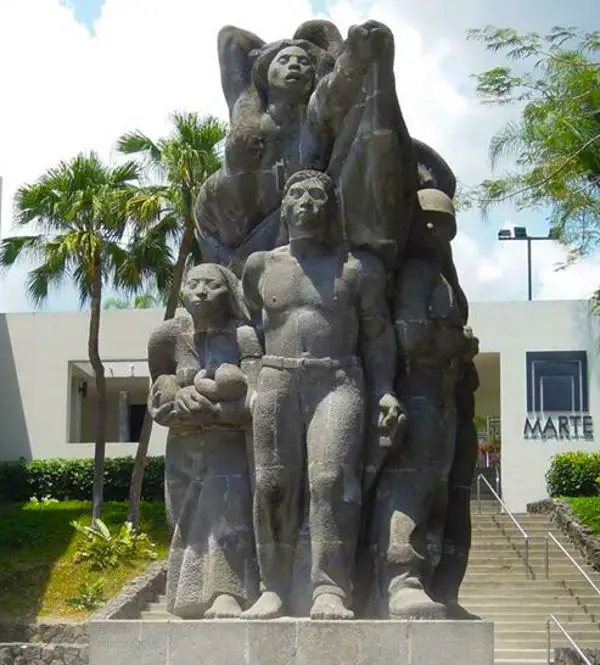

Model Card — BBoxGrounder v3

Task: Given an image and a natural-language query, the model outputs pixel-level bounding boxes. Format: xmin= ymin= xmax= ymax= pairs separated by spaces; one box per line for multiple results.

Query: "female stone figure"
xmin=195 ymin=19 xmax=415 ymax=273
xmin=147 ymin=263 xmax=261 ymax=618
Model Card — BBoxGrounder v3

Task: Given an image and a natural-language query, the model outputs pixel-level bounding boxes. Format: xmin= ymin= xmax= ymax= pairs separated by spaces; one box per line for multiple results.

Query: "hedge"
xmin=0 ymin=456 xmax=164 ymax=503
xmin=546 ymin=451 xmax=600 ymax=497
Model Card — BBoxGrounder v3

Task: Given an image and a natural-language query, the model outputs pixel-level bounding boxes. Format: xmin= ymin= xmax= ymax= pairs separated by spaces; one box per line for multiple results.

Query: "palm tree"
xmin=0 ymin=152 xmax=150 ymax=522
xmin=104 ymin=283 xmax=168 ymax=309
xmin=117 ymin=111 xmax=226 ymax=525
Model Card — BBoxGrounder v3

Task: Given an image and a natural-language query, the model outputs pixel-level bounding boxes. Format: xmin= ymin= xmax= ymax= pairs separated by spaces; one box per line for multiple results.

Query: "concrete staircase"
xmin=138 ymin=499 xmax=600 ymax=664
xmin=461 ymin=500 xmax=600 ymax=664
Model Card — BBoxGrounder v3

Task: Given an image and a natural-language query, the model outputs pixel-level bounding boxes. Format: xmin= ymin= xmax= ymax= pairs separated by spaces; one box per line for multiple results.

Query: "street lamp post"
xmin=497 ymin=226 xmax=558 ymax=301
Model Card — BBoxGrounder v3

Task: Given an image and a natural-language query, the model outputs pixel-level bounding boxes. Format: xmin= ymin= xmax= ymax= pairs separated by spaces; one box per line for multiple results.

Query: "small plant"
xmin=71 ymin=519 xmax=158 ymax=571
xmin=66 ymin=578 xmax=106 ymax=611
xmin=29 ymin=495 xmax=59 ymax=505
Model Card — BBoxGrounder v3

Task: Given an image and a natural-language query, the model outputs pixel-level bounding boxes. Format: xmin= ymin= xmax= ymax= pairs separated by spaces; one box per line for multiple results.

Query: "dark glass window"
xmin=129 ymin=404 xmax=147 ymax=443
xmin=526 ymin=351 xmax=588 ymax=412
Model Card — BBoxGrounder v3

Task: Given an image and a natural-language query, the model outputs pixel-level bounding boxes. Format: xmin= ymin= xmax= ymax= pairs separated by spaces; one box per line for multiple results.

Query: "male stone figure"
xmin=241 ymin=169 xmax=401 ymax=620
xmin=370 ymin=188 xmax=466 ymax=619
xmin=428 ymin=328 xmax=480 ymax=620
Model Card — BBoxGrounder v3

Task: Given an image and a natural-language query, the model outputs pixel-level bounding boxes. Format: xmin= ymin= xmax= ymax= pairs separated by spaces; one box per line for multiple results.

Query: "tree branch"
xmin=478 ymin=133 xmax=600 ymax=204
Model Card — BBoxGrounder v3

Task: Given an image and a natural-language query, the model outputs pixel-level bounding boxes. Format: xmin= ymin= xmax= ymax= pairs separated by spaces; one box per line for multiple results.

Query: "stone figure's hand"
xmin=347 ymin=20 xmax=391 ymax=63
xmin=378 ymin=393 xmax=405 ymax=437
xmin=152 ymin=401 xmax=180 ymax=427
xmin=175 ymin=386 xmax=218 ymax=418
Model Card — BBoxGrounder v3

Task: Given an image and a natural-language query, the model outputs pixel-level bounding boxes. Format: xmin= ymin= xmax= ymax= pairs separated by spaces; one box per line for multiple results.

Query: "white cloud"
xmin=0 ymin=0 xmax=596 ymax=312
xmin=453 ymin=230 xmax=600 ymax=303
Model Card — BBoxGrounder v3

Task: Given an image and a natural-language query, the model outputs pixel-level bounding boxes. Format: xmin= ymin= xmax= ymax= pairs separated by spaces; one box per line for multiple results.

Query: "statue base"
xmin=89 ymin=618 xmax=493 ymax=665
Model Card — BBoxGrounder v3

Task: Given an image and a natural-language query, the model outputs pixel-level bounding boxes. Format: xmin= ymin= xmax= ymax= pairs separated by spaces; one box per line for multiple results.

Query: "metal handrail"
xmin=546 ymin=614 xmax=593 ymax=665
xmin=476 ymin=474 xmax=530 ymax=580
xmin=544 ymin=532 xmax=600 ymax=596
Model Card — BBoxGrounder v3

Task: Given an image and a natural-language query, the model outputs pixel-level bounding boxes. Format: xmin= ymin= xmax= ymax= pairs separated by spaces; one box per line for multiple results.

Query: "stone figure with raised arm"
xmin=146 ymin=263 xmax=261 ymax=619
xmin=240 ymin=169 xmax=402 ymax=620
xmin=195 ymin=19 xmax=413 ymax=272
xmin=369 ymin=189 xmax=468 ymax=619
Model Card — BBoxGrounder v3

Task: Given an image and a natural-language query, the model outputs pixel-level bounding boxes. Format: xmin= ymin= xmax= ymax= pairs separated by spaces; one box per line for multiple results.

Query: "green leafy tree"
xmin=0 ymin=152 xmax=154 ymax=522
xmin=103 ymin=284 xmax=168 ymax=310
xmin=117 ymin=111 xmax=226 ymax=526
xmin=462 ymin=26 xmax=600 ymax=261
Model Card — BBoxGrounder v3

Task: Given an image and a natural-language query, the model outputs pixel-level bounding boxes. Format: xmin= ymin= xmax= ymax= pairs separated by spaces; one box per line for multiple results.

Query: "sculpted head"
xmin=267 ymin=45 xmax=315 ymax=99
xmin=252 ymin=38 xmax=331 ymax=106
xmin=182 ymin=263 xmax=250 ymax=327
xmin=417 ymin=188 xmax=456 ymax=253
xmin=281 ymin=170 xmax=333 ymax=242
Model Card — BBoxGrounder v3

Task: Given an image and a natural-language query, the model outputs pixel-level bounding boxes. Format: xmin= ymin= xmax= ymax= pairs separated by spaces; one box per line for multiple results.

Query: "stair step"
xmin=141 ymin=611 xmax=176 ymax=620
xmin=494 ymin=649 xmax=547 ymax=660
xmin=496 ymin=630 xmax=600 ymax=640
xmin=494 ymin=622 xmax=600 ymax=632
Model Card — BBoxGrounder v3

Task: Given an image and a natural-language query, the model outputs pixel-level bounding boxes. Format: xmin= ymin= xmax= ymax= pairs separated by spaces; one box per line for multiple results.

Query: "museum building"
xmin=0 ymin=298 xmax=598 ymax=514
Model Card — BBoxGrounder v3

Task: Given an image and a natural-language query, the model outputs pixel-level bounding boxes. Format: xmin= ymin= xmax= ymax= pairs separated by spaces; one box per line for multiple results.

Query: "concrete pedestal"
xmin=89 ymin=619 xmax=494 ymax=665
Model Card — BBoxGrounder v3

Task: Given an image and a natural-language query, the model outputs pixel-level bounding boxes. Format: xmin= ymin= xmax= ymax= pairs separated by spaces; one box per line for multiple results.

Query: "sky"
xmin=0 ymin=0 xmax=599 ymax=312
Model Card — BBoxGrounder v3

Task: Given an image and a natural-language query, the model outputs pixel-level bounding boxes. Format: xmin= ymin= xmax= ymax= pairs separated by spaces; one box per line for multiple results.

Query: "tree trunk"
xmin=89 ymin=263 xmax=107 ymax=525
xmin=127 ymin=223 xmax=195 ymax=526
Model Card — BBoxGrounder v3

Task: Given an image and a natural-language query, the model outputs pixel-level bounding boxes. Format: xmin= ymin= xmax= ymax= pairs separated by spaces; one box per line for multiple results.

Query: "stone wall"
xmin=0 ymin=642 xmax=88 ymax=665
xmin=555 ymin=646 xmax=599 ymax=665
xmin=91 ymin=560 xmax=167 ymax=620
xmin=527 ymin=499 xmax=600 ymax=571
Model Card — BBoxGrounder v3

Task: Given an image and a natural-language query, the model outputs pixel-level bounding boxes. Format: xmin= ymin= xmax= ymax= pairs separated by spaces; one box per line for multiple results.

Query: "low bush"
xmin=546 ymin=451 xmax=600 ymax=497
xmin=0 ymin=456 xmax=165 ymax=503
xmin=565 ymin=497 xmax=600 ymax=535
xmin=71 ymin=519 xmax=157 ymax=570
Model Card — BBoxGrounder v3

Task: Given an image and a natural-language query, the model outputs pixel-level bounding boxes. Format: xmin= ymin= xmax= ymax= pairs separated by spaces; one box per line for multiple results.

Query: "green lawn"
xmin=0 ymin=501 xmax=169 ymax=620
xmin=565 ymin=497 xmax=600 ymax=536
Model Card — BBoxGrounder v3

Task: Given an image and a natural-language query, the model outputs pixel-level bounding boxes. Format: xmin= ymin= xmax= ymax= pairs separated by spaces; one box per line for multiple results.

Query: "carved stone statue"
xmin=147 ymin=263 xmax=261 ymax=619
xmin=428 ymin=328 xmax=480 ymax=620
xmin=194 ymin=20 xmax=416 ymax=274
xmin=240 ymin=170 xmax=401 ymax=621
xmin=146 ymin=15 xmax=482 ymax=624
xmin=369 ymin=189 xmax=467 ymax=619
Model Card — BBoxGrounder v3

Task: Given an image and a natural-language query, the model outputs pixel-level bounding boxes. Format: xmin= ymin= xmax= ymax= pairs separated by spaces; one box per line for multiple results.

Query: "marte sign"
xmin=523 ymin=414 xmax=594 ymax=441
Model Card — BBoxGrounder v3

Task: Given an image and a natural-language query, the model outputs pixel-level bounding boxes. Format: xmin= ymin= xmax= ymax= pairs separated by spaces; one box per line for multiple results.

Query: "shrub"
xmin=72 ymin=519 xmax=157 ymax=570
xmin=0 ymin=456 xmax=165 ymax=503
xmin=546 ymin=451 xmax=600 ymax=497
xmin=66 ymin=578 xmax=106 ymax=611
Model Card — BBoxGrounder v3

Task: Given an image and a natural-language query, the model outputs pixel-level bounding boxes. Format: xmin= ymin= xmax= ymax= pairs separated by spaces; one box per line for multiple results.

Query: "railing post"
xmin=545 ymin=537 xmax=550 ymax=580
xmin=525 ymin=537 xmax=530 ymax=580
xmin=477 ymin=475 xmax=481 ymax=514
xmin=546 ymin=618 xmax=551 ymax=665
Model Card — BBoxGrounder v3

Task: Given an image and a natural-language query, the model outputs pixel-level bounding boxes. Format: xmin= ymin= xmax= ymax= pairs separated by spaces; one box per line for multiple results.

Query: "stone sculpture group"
xmin=147 ymin=17 xmax=480 ymax=623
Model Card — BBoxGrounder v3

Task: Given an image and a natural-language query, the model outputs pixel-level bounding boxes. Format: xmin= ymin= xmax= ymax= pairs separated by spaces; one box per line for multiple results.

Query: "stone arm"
xmin=146 ymin=320 xmax=181 ymax=426
xmin=218 ymin=25 xmax=265 ymax=115
xmin=241 ymin=251 xmax=267 ymax=314
xmin=393 ymin=259 xmax=439 ymax=360
xmin=237 ymin=323 xmax=264 ymax=414
xmin=147 ymin=319 xmax=179 ymax=382
xmin=307 ymin=21 xmax=394 ymax=132
xmin=356 ymin=253 xmax=397 ymax=406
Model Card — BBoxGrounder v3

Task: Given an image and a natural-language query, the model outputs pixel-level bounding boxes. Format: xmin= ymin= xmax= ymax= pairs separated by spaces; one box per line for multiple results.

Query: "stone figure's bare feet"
xmin=204 ymin=594 xmax=243 ymax=619
xmin=241 ymin=592 xmax=284 ymax=619
xmin=310 ymin=593 xmax=354 ymax=620
xmin=389 ymin=586 xmax=447 ymax=620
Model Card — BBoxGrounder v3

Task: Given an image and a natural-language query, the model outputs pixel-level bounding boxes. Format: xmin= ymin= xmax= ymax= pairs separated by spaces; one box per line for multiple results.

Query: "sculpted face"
xmin=282 ymin=177 xmax=329 ymax=240
xmin=182 ymin=265 xmax=229 ymax=321
xmin=267 ymin=46 xmax=315 ymax=99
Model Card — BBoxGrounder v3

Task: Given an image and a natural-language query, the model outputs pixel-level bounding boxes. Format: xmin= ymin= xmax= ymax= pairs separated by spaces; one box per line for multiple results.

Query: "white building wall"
xmin=1 ymin=301 xmax=599 ymax=514
xmin=0 ymin=309 xmax=169 ymax=461
xmin=470 ymin=300 xmax=600 ymax=513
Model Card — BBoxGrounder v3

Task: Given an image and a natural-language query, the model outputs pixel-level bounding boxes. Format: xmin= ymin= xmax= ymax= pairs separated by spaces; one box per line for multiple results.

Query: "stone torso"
xmin=258 ymin=248 xmax=361 ymax=358
xmin=169 ymin=318 xmax=242 ymax=387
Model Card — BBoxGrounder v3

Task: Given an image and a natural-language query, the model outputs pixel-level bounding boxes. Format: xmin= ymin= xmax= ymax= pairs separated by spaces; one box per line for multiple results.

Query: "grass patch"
xmin=0 ymin=501 xmax=169 ymax=620
xmin=565 ymin=497 xmax=600 ymax=536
